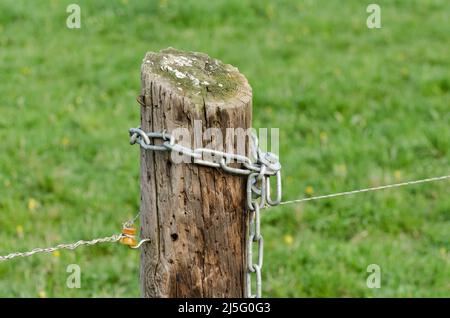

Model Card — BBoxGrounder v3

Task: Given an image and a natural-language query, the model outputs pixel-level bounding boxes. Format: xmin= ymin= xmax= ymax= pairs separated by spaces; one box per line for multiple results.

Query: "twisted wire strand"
xmin=0 ymin=234 xmax=122 ymax=261
xmin=0 ymin=211 xmax=147 ymax=261
xmin=1 ymin=175 xmax=448 ymax=261
xmin=277 ymin=175 xmax=450 ymax=206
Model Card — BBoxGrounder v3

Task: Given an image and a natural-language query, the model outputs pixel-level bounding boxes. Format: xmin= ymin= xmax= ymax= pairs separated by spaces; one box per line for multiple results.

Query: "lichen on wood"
xmin=141 ymin=48 xmax=246 ymax=105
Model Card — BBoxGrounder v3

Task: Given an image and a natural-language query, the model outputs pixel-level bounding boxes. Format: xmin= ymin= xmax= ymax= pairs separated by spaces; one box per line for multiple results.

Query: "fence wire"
xmin=277 ymin=174 xmax=450 ymax=206
xmin=1 ymin=174 xmax=448 ymax=262
xmin=0 ymin=212 xmax=146 ymax=262
xmin=0 ymin=234 xmax=122 ymax=261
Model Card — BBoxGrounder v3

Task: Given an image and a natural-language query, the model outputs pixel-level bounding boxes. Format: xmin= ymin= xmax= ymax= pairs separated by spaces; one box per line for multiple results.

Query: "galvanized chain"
xmin=246 ymin=174 xmax=264 ymax=297
xmin=129 ymin=127 xmax=282 ymax=179
xmin=129 ymin=127 xmax=283 ymax=298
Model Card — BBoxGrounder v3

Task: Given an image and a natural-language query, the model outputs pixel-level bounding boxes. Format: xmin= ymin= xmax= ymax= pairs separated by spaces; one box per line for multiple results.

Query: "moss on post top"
xmin=142 ymin=48 xmax=249 ymax=104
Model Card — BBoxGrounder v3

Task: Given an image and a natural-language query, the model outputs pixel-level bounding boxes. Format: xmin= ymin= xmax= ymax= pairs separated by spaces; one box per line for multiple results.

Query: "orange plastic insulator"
xmin=120 ymin=227 xmax=138 ymax=247
xmin=122 ymin=227 xmax=136 ymax=236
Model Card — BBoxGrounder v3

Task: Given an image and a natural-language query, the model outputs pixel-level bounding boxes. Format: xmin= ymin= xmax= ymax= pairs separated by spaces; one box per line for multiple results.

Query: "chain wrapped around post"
xmin=129 ymin=127 xmax=282 ymax=298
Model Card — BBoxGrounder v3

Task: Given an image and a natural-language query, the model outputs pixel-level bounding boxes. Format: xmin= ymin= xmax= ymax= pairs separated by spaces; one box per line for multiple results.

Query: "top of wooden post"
xmin=141 ymin=48 xmax=251 ymax=107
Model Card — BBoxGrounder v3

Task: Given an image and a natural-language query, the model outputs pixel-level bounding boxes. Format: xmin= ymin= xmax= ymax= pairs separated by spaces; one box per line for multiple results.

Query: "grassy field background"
xmin=0 ymin=0 xmax=449 ymax=297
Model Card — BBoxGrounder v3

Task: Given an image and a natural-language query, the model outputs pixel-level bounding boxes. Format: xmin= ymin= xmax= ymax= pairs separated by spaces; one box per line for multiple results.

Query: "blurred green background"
xmin=0 ymin=0 xmax=449 ymax=297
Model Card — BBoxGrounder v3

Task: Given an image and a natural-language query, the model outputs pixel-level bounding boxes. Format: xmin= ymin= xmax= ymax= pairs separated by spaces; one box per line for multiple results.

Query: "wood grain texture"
xmin=139 ymin=49 xmax=252 ymax=298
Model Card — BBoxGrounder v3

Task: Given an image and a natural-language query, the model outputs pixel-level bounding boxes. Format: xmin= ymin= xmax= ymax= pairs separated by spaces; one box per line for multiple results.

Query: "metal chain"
xmin=129 ymin=127 xmax=282 ymax=179
xmin=129 ymin=127 xmax=283 ymax=298
xmin=246 ymin=174 xmax=265 ymax=297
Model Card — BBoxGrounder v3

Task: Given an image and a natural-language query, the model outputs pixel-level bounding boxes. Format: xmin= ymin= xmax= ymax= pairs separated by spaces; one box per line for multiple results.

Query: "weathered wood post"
xmin=139 ymin=48 xmax=252 ymax=297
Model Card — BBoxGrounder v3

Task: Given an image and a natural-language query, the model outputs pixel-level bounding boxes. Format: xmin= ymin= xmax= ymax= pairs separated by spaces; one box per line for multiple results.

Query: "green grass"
xmin=0 ymin=0 xmax=449 ymax=297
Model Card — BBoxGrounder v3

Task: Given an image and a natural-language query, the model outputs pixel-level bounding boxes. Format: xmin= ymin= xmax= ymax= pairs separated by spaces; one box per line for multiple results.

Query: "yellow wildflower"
xmin=28 ymin=198 xmax=40 ymax=211
xmin=283 ymin=234 xmax=294 ymax=246
xmin=305 ymin=186 xmax=314 ymax=196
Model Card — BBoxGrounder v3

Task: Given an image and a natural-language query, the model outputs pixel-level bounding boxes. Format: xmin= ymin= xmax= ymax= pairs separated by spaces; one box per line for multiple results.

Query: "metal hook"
xmin=130 ymin=238 xmax=151 ymax=249
xmin=266 ymin=171 xmax=282 ymax=206
xmin=136 ymin=95 xmax=146 ymax=107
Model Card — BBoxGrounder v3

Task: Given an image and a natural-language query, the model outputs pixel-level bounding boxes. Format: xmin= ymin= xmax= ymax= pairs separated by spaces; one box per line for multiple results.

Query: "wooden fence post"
xmin=139 ymin=48 xmax=252 ymax=297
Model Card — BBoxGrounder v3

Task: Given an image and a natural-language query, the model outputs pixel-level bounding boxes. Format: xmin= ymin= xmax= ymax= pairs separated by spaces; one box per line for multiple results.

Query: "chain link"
xmin=129 ymin=127 xmax=283 ymax=298
xmin=129 ymin=127 xmax=281 ymax=177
